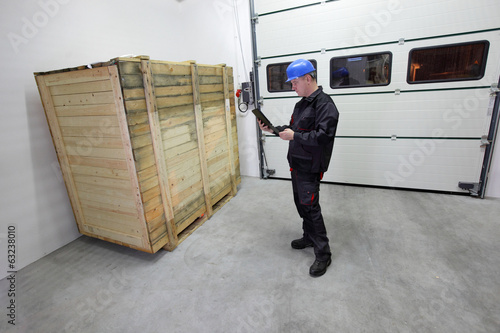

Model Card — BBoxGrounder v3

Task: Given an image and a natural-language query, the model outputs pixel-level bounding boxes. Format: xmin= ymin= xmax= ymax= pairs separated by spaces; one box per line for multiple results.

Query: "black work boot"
xmin=291 ymin=238 xmax=313 ymax=249
xmin=309 ymin=258 xmax=332 ymax=277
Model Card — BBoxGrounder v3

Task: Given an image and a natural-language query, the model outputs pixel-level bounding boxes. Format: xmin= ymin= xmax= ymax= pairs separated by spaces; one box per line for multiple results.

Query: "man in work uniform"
xmin=259 ymin=59 xmax=339 ymax=277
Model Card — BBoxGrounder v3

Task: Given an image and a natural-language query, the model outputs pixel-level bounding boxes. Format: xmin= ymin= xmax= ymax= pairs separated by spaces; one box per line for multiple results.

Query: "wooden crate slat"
xmin=43 ymin=67 xmax=110 ymax=86
xmin=70 ymin=164 xmax=130 ymax=180
xmin=57 ymin=115 xmax=119 ymax=127
xmin=68 ymin=155 xmax=129 ymax=170
xmin=78 ymin=191 xmax=137 ymax=210
xmin=50 ymin=79 xmax=113 ymax=96
xmin=151 ymin=62 xmax=192 ymax=76
xmin=52 ymin=91 xmax=115 ymax=106
xmin=108 ymin=65 xmax=151 ymax=251
xmin=155 ymin=85 xmax=193 ymax=96
xmin=55 ymin=104 xmax=117 ymax=117
xmin=60 ymin=125 xmax=122 ymax=138
xmin=63 ymin=136 xmax=124 ymax=149
xmin=75 ymin=181 xmax=136 ymax=201
xmin=35 ymin=74 xmax=88 ymax=233
xmin=189 ymin=62 xmax=213 ymax=218
xmin=80 ymin=199 xmax=138 ymax=217
xmin=141 ymin=59 xmax=178 ymax=249
xmin=80 ymin=224 xmax=145 ymax=250
xmin=65 ymin=145 xmax=126 ymax=160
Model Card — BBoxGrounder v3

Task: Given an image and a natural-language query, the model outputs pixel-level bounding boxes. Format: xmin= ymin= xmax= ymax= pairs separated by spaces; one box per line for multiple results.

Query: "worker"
xmin=258 ymin=59 xmax=339 ymax=277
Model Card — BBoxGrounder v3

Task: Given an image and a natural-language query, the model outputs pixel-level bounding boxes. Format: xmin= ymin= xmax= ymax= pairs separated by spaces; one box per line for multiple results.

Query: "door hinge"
xmin=480 ymin=135 xmax=491 ymax=147
xmin=458 ymin=182 xmax=480 ymax=196
xmin=264 ymin=169 xmax=275 ymax=178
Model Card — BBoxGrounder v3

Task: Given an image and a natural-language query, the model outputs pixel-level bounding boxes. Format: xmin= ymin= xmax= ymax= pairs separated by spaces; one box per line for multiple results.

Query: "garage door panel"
xmin=264 ymin=137 xmax=483 ymax=192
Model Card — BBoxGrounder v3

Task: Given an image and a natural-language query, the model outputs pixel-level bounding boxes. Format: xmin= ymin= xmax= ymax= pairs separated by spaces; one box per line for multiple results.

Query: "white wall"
xmin=0 ymin=0 xmax=259 ymax=280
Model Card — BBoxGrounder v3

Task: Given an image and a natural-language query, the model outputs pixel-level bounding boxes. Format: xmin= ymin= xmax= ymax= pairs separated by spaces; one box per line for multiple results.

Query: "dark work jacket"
xmin=276 ymin=86 xmax=339 ymax=174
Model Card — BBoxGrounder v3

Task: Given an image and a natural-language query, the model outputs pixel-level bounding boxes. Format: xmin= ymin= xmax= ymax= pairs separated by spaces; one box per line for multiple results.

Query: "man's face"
xmin=290 ymin=76 xmax=308 ymax=97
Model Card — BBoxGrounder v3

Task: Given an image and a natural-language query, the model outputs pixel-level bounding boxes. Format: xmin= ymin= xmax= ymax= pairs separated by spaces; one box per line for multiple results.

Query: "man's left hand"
xmin=279 ymin=128 xmax=294 ymax=141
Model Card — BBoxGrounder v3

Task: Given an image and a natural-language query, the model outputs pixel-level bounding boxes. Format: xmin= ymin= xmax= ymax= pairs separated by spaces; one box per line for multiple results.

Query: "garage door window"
xmin=267 ymin=60 xmax=317 ymax=92
xmin=330 ymin=52 xmax=391 ymax=88
xmin=408 ymin=41 xmax=489 ymax=84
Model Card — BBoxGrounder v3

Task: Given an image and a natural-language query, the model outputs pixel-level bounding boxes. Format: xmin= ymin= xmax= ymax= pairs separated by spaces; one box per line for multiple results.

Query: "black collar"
xmin=304 ymin=86 xmax=323 ymax=102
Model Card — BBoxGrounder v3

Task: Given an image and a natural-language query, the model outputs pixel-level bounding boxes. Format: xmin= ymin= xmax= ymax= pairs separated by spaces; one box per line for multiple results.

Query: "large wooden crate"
xmin=34 ymin=56 xmax=240 ymax=253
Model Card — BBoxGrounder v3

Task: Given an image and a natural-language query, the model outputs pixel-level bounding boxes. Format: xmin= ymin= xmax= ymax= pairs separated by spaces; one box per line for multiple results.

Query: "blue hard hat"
xmin=286 ymin=59 xmax=315 ymax=82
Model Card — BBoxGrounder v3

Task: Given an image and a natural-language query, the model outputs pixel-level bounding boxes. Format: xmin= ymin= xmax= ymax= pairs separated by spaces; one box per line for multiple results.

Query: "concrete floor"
xmin=2 ymin=176 xmax=500 ymax=333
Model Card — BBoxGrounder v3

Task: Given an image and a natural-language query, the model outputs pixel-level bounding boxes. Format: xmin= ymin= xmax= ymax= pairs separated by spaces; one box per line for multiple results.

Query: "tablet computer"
xmin=252 ymin=109 xmax=280 ymax=136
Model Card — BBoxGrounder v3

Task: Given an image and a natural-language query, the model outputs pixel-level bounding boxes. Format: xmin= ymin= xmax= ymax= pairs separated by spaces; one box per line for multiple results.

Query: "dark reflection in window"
xmin=267 ymin=60 xmax=317 ymax=92
xmin=408 ymin=41 xmax=489 ymax=83
xmin=330 ymin=53 xmax=391 ymax=89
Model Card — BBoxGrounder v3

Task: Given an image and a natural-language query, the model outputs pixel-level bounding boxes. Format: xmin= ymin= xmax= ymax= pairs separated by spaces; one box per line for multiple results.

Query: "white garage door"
xmin=250 ymin=0 xmax=500 ymax=196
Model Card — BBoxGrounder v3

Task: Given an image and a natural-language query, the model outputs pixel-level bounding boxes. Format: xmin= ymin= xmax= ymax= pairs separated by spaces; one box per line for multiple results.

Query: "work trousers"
xmin=291 ymin=169 xmax=331 ymax=261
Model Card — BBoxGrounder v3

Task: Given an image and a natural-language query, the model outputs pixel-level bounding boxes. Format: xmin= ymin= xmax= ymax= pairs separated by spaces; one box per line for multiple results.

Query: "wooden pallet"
xmin=34 ymin=56 xmax=240 ymax=253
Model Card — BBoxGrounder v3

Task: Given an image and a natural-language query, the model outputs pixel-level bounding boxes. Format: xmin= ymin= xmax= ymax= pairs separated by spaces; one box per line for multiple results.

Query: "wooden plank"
xmin=52 ymin=91 xmax=115 ymax=106
xmin=168 ymin=165 xmax=202 ymax=195
xmin=43 ymin=67 xmax=110 ymax=86
xmin=151 ymin=62 xmax=192 ymax=76
xmin=125 ymin=99 xmax=148 ymax=112
xmin=75 ymin=181 xmax=136 ymax=201
xmin=63 ymin=136 xmax=124 ymax=149
xmin=141 ymin=59 xmax=178 ymax=250
xmin=200 ymin=84 xmax=224 ymax=94
xmin=57 ymin=115 xmax=119 ymax=127
xmin=199 ymin=76 xmax=223 ymax=85
xmin=68 ymin=155 xmax=129 ymax=170
xmin=137 ymin=165 xmax=158 ymax=185
xmin=175 ymin=206 xmax=207 ymax=237
xmin=165 ymin=149 xmax=200 ymax=173
xmin=118 ymin=61 xmax=141 ymax=75
xmin=139 ymin=172 xmax=159 ymax=193
xmin=197 ymin=65 xmax=224 ymax=76
xmin=60 ymin=126 xmax=122 ymax=138
xmin=154 ymin=75 xmax=192 ymax=87
xmin=35 ymin=74 xmax=87 ymax=230
xmin=190 ymin=62 xmax=213 ymax=218
xmin=50 ymin=80 xmax=112 ymax=96
xmin=143 ymin=195 xmax=162 ymax=213
xmin=72 ymin=174 xmax=134 ymax=190
xmin=108 ymin=65 xmax=151 ymax=252
xmin=70 ymin=164 xmax=130 ymax=180
xmin=142 ymin=185 xmax=161 ymax=204
xmin=222 ymin=65 xmax=237 ymax=196
xmin=155 ymin=85 xmax=192 ymax=97
xmin=131 ymin=132 xmax=153 ymax=149
xmin=80 ymin=198 xmax=138 ymax=217
xmin=55 ymin=104 xmax=117 ymax=117
xmin=120 ymin=74 xmax=144 ymax=89
xmin=65 ymin=145 xmax=126 ymax=160
xmin=156 ymin=95 xmax=194 ymax=108
xmin=173 ymin=190 xmax=205 ymax=221
xmin=164 ymin=140 xmax=198 ymax=158
xmin=80 ymin=224 xmax=146 ymax=250
xmin=122 ymin=88 xmax=146 ymax=100
xmin=78 ymin=190 xmax=137 ymax=211
xmin=200 ymin=92 xmax=224 ymax=104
